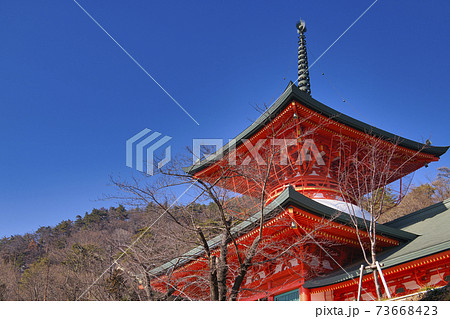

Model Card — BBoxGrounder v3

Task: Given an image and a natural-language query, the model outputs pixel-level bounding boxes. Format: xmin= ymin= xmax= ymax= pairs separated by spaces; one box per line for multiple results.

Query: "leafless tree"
xmin=109 ymin=105 xmax=333 ymax=300
xmin=333 ymin=134 xmax=425 ymax=299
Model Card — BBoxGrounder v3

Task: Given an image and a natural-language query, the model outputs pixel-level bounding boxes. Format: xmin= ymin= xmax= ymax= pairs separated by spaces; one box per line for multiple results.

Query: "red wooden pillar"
xmin=267 ymin=281 xmax=274 ymax=301
xmin=300 ymin=285 xmax=311 ymax=301
xmin=299 ymin=278 xmax=311 ymax=301
xmin=299 ymin=260 xmax=311 ymax=301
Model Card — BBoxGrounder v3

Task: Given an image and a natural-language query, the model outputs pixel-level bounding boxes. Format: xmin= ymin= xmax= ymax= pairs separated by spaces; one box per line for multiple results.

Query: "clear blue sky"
xmin=1 ymin=0 xmax=449 ymax=237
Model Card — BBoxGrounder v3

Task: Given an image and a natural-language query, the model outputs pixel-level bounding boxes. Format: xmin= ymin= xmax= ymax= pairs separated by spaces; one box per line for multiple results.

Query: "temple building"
xmin=149 ymin=20 xmax=450 ymax=301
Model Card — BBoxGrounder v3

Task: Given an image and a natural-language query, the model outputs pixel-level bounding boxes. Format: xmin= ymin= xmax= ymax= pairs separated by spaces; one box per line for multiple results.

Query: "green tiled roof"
xmin=303 ymin=198 xmax=450 ymax=289
xmin=184 ymin=84 xmax=448 ymax=175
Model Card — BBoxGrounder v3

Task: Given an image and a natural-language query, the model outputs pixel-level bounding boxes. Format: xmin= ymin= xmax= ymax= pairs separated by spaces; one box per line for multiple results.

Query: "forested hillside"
xmin=0 ymin=203 xmax=219 ymax=300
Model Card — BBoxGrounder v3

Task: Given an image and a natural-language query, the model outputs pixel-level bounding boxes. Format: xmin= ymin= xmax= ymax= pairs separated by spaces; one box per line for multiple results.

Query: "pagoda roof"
xmin=149 ymin=186 xmax=416 ymax=277
xmin=185 ymin=83 xmax=448 ymax=175
xmin=303 ymin=197 xmax=450 ymax=289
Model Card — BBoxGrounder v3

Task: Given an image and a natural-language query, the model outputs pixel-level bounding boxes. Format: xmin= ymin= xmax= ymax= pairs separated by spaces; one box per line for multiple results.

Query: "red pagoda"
xmin=149 ymin=20 xmax=450 ymax=301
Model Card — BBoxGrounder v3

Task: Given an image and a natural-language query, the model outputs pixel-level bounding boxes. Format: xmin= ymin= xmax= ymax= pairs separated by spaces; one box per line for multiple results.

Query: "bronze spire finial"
xmin=296 ymin=19 xmax=311 ymax=95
